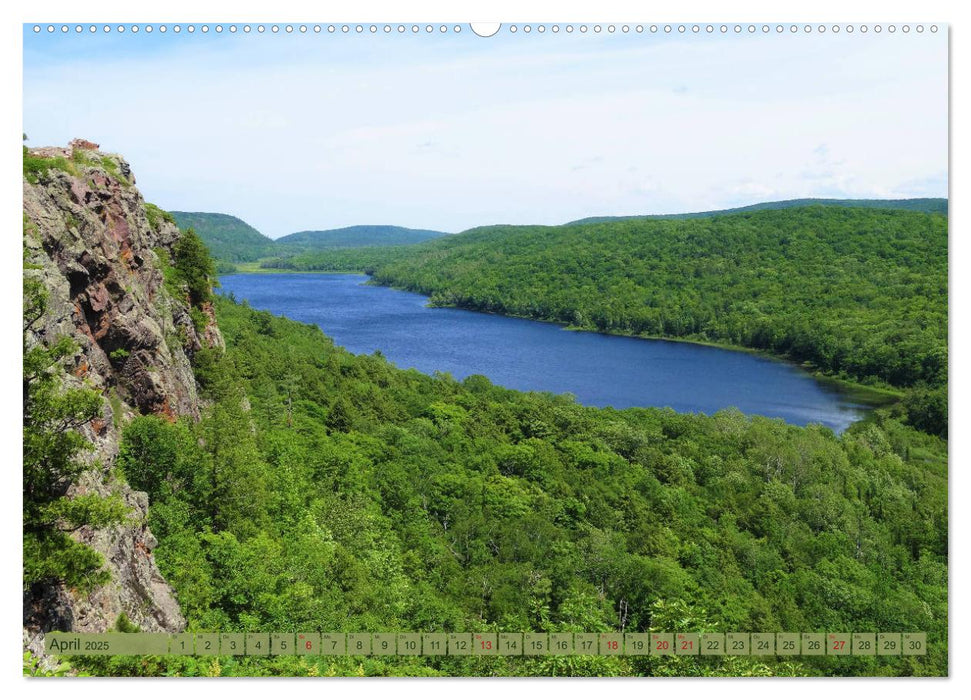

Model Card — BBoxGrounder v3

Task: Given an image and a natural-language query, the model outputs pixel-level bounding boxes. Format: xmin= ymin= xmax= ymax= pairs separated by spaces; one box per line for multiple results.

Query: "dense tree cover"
xmin=32 ymin=200 xmax=946 ymax=677
xmin=74 ymin=291 xmax=947 ymax=677
xmin=355 ymin=207 xmax=946 ymax=395
xmin=275 ymin=225 xmax=447 ymax=250
xmin=566 ymin=198 xmax=947 ymax=225
xmin=259 ymin=245 xmax=409 ymax=272
xmin=170 ymin=213 xmax=446 ymax=272
xmin=170 ymin=212 xmax=276 ymax=263
xmin=902 ymin=388 xmax=948 ymax=440
xmin=23 ymin=272 xmax=127 ymax=593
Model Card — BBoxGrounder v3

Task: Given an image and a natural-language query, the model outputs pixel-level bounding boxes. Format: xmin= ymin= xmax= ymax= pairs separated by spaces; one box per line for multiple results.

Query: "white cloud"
xmin=23 ymin=30 xmax=947 ymax=236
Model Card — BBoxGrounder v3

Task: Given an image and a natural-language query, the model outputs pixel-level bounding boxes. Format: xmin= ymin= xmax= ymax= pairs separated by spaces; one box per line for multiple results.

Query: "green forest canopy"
xmin=25 ymin=197 xmax=948 ymax=676
xmin=171 ymin=213 xmax=449 ymax=272
xmin=275 ymin=225 xmax=447 ymax=249
xmin=205 ymin=199 xmax=944 ymax=268
xmin=170 ymin=212 xmax=276 ymax=263
xmin=74 ymin=291 xmax=947 ymax=676
xmin=324 ymin=206 xmax=948 ymax=398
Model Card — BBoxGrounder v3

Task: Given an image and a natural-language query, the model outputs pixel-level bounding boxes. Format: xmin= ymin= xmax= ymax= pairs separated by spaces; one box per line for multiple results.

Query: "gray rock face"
xmin=23 ymin=142 xmax=223 ymax=659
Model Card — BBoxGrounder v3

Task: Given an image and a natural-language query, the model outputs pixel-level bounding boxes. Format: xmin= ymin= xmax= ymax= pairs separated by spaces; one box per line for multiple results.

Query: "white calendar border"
xmin=2 ymin=0 xmax=962 ymax=698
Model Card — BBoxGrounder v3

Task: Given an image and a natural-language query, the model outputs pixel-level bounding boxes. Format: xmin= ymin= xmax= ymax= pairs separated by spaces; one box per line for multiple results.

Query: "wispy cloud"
xmin=23 ymin=29 xmax=947 ymax=236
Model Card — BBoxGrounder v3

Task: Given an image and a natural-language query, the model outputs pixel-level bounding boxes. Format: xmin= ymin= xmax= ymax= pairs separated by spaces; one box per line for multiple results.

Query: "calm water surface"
xmin=219 ymin=273 xmax=877 ymax=432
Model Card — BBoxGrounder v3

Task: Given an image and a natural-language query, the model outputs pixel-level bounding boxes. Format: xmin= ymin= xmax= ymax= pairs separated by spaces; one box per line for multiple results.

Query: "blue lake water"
xmin=219 ymin=273 xmax=877 ymax=432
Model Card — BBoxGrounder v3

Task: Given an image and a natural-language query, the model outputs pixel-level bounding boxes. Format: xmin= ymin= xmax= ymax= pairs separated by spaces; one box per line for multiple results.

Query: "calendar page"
xmin=19 ymin=7 xmax=949 ymax=683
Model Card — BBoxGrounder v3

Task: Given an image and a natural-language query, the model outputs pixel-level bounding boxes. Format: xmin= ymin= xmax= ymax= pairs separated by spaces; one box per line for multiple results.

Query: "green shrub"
xmin=117 ymin=415 xmax=184 ymax=501
xmin=153 ymin=247 xmax=182 ymax=300
xmin=114 ymin=613 xmax=140 ymax=633
xmin=108 ymin=389 xmax=124 ymax=429
xmin=190 ymin=306 xmax=209 ymax=334
xmin=23 ymin=146 xmax=76 ymax=184
xmin=144 ymin=203 xmax=175 ymax=232
xmin=71 ymin=148 xmax=94 ymax=167
xmin=23 ymin=274 xmax=126 ymax=592
xmin=173 ymin=229 xmax=216 ymax=307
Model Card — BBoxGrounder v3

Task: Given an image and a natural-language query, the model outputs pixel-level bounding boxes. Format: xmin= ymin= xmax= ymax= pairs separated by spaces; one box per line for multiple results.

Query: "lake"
xmin=219 ymin=273 xmax=878 ymax=432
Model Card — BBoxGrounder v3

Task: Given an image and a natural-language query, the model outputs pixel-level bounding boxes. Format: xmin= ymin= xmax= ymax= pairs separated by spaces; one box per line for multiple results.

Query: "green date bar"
xmin=41 ymin=631 xmax=931 ymax=657
xmin=46 ymin=633 xmax=169 ymax=656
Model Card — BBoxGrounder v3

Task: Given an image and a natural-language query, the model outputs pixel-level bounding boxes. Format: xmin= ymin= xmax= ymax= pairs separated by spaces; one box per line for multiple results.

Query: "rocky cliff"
xmin=22 ymin=140 xmax=222 ymax=659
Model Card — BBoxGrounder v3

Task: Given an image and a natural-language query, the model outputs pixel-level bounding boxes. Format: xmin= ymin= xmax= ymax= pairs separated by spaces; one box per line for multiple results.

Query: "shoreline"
xmin=221 ymin=262 xmax=365 ymax=275
xmin=218 ymin=268 xmax=905 ymax=409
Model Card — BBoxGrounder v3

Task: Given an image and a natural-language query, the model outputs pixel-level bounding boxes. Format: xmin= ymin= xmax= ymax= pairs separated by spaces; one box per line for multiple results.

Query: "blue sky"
xmin=23 ymin=25 xmax=948 ymax=237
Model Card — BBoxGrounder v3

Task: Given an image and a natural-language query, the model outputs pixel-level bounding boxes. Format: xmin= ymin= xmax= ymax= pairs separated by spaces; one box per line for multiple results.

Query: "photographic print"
xmin=21 ymin=20 xmax=947 ymax=678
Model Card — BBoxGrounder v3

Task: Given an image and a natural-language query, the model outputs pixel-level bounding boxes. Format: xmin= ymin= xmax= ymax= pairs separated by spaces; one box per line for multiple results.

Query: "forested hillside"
xmin=75 ymin=291 xmax=946 ymax=676
xmin=362 ymin=207 xmax=946 ymax=406
xmin=566 ymin=198 xmax=947 ymax=225
xmin=170 ymin=212 xmax=276 ymax=263
xmin=275 ymin=225 xmax=447 ymax=249
xmin=260 ymin=201 xmax=945 ymax=273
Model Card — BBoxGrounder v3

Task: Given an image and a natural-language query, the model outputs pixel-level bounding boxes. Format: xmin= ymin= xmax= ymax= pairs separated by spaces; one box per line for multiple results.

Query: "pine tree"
xmin=23 ymin=274 xmax=126 ymax=591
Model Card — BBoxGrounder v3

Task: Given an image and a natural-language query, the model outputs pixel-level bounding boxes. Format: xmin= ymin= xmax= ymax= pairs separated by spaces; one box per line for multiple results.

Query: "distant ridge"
xmin=275 ymin=225 xmax=447 ymax=249
xmin=566 ymin=198 xmax=948 ymax=225
xmin=168 ymin=215 xmax=448 ymax=264
xmin=174 ymin=199 xmax=946 ymax=265
xmin=169 ymin=211 xmax=275 ymax=262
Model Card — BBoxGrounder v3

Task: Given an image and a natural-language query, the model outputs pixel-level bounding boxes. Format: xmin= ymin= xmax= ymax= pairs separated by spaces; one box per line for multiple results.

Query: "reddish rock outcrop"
xmin=69 ymin=138 xmax=100 ymax=151
xmin=22 ymin=143 xmax=223 ymax=662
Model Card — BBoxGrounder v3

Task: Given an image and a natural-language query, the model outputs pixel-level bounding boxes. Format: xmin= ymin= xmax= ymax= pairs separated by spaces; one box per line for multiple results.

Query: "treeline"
xmin=169 ymin=211 xmax=447 ymax=267
xmin=567 ymin=197 xmax=947 ymax=225
xmin=359 ymin=207 xmax=946 ymax=396
xmin=22 ymin=218 xmax=220 ymax=600
xmin=71 ymin=291 xmax=947 ymax=676
xmin=169 ymin=212 xmax=276 ymax=263
xmin=259 ymin=245 xmax=408 ymax=273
